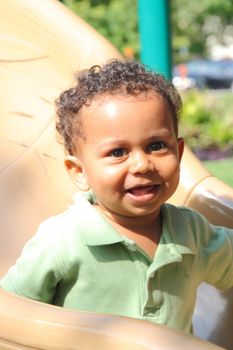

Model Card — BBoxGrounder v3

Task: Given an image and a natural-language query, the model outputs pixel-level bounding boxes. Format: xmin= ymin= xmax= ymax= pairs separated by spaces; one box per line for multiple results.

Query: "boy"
xmin=1 ymin=60 xmax=233 ymax=333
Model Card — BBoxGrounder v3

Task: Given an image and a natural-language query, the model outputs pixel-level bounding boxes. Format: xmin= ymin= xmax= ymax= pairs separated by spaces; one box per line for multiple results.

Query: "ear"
xmin=177 ymin=137 xmax=185 ymax=162
xmin=64 ymin=156 xmax=90 ymax=191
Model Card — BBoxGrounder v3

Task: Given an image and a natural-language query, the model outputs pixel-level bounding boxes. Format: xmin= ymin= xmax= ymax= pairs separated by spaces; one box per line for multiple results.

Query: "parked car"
xmin=173 ymin=59 xmax=233 ymax=90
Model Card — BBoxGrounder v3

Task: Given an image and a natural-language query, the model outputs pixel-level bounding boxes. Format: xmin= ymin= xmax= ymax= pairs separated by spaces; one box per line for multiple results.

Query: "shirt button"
xmin=143 ymin=308 xmax=158 ymax=316
xmin=124 ymin=241 xmax=136 ymax=251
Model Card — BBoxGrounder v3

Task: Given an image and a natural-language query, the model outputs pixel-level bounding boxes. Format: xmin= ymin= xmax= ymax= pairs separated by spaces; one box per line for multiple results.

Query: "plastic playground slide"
xmin=0 ymin=0 xmax=232 ymax=349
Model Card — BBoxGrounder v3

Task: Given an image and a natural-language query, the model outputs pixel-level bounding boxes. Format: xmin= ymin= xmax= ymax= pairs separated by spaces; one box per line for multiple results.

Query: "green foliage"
xmin=171 ymin=0 xmax=233 ymax=64
xmin=180 ymin=90 xmax=233 ymax=151
xmin=60 ymin=0 xmax=233 ymax=63
xmin=62 ymin=0 xmax=139 ymax=58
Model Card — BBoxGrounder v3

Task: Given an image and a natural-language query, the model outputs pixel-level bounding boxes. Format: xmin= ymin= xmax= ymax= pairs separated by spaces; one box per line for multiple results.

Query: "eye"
xmin=110 ymin=148 xmax=127 ymax=158
xmin=147 ymin=141 xmax=167 ymax=153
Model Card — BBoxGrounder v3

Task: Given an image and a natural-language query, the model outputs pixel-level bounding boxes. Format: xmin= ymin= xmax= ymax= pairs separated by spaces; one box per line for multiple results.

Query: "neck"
xmin=95 ymin=205 xmax=162 ymax=239
xmin=96 ymin=207 xmax=162 ymax=259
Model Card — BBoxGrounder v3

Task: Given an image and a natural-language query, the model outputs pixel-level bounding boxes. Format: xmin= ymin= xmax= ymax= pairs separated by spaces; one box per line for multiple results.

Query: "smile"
xmin=125 ymin=185 xmax=159 ymax=203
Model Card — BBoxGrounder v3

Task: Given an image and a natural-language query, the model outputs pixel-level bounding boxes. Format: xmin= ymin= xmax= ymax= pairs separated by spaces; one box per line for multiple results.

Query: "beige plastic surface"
xmin=0 ymin=0 xmax=232 ymax=349
xmin=0 ymin=289 xmax=224 ymax=350
xmin=170 ymin=147 xmax=233 ymax=228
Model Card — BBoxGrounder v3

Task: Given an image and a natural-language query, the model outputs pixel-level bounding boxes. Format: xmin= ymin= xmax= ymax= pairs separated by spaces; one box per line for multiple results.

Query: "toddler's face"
xmin=73 ymin=92 xmax=184 ymax=221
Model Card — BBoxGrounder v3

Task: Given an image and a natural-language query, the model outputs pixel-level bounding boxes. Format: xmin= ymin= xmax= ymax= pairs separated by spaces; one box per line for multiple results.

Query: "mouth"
xmin=125 ymin=184 xmax=159 ymax=202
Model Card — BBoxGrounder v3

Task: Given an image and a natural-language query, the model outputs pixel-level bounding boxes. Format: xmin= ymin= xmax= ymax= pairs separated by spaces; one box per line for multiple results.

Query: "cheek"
xmin=158 ymin=156 xmax=180 ymax=178
xmin=96 ymin=161 xmax=126 ymax=177
xmin=85 ymin=163 xmax=125 ymax=189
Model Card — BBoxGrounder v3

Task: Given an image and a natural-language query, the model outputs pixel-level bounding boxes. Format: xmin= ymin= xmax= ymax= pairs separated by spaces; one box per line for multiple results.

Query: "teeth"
xmin=128 ymin=186 xmax=154 ymax=196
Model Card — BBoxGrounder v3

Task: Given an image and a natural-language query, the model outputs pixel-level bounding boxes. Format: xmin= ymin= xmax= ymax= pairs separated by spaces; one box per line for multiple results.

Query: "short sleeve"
xmin=201 ymin=222 xmax=233 ymax=291
xmin=0 ymin=220 xmax=62 ymax=303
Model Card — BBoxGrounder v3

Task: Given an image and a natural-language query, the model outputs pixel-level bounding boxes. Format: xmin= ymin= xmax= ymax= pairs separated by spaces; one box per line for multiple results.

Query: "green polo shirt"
xmin=1 ymin=192 xmax=233 ymax=333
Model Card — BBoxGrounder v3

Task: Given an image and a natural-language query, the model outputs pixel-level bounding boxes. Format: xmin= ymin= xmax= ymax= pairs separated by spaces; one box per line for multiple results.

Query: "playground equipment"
xmin=0 ymin=0 xmax=232 ymax=348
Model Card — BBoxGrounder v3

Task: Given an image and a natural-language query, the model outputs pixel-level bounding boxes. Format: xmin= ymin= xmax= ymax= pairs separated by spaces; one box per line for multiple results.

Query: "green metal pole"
xmin=138 ymin=0 xmax=171 ymax=79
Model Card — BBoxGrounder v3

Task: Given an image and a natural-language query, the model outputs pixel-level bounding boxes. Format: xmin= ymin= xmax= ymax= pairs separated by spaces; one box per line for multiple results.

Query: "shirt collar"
xmin=72 ymin=191 xmax=125 ymax=246
xmin=72 ymin=192 xmax=197 ymax=255
xmin=161 ymin=204 xmax=197 ymax=255
xmin=146 ymin=204 xmax=197 ymax=272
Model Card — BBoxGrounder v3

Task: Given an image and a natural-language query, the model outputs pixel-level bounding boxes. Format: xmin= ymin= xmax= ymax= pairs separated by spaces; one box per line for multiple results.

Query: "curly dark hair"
xmin=55 ymin=59 xmax=182 ymax=155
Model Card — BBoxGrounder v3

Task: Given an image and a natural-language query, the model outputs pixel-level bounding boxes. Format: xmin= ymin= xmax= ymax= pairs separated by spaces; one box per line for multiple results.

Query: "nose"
xmin=128 ymin=150 xmax=154 ymax=174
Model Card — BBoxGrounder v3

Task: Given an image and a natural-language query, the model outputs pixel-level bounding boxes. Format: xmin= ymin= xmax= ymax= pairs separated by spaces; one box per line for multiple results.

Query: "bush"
xmin=180 ymin=90 xmax=233 ymax=159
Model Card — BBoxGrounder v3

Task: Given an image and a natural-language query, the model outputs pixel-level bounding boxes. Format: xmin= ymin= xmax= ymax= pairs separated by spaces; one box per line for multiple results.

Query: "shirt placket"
xmin=142 ymin=245 xmax=183 ymax=318
xmin=122 ymin=239 xmax=152 ymax=316
xmin=143 ymin=268 xmax=163 ymax=317
xmin=122 ymin=238 xmax=184 ymax=320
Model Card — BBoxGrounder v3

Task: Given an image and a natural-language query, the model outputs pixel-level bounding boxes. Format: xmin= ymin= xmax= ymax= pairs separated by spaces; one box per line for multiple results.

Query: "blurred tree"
xmin=60 ymin=0 xmax=233 ymax=63
xmin=171 ymin=0 xmax=233 ymax=63
xmin=61 ymin=0 xmax=139 ymax=58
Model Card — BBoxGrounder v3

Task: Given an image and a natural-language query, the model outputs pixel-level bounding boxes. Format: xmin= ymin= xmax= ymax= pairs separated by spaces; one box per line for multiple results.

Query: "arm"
xmin=0 ymin=221 xmax=62 ymax=304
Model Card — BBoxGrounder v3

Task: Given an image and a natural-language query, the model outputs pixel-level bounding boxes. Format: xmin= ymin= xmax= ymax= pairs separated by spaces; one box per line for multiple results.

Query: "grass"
xmin=203 ymin=157 xmax=233 ymax=188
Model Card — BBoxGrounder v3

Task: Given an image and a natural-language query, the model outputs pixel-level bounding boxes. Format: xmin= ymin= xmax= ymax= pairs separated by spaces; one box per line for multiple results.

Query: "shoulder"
xmin=163 ymin=203 xmax=233 ymax=248
xmin=15 ymin=194 xmax=93 ymax=269
xmin=162 ymin=204 xmax=233 ymax=290
xmin=162 ymin=203 xmax=208 ymax=230
xmin=37 ymin=192 xmax=92 ymax=241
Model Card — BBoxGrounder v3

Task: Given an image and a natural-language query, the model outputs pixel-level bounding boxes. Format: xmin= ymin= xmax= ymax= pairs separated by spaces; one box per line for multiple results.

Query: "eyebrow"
xmin=97 ymin=130 xmax=174 ymax=149
xmin=97 ymin=139 xmax=126 ymax=150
